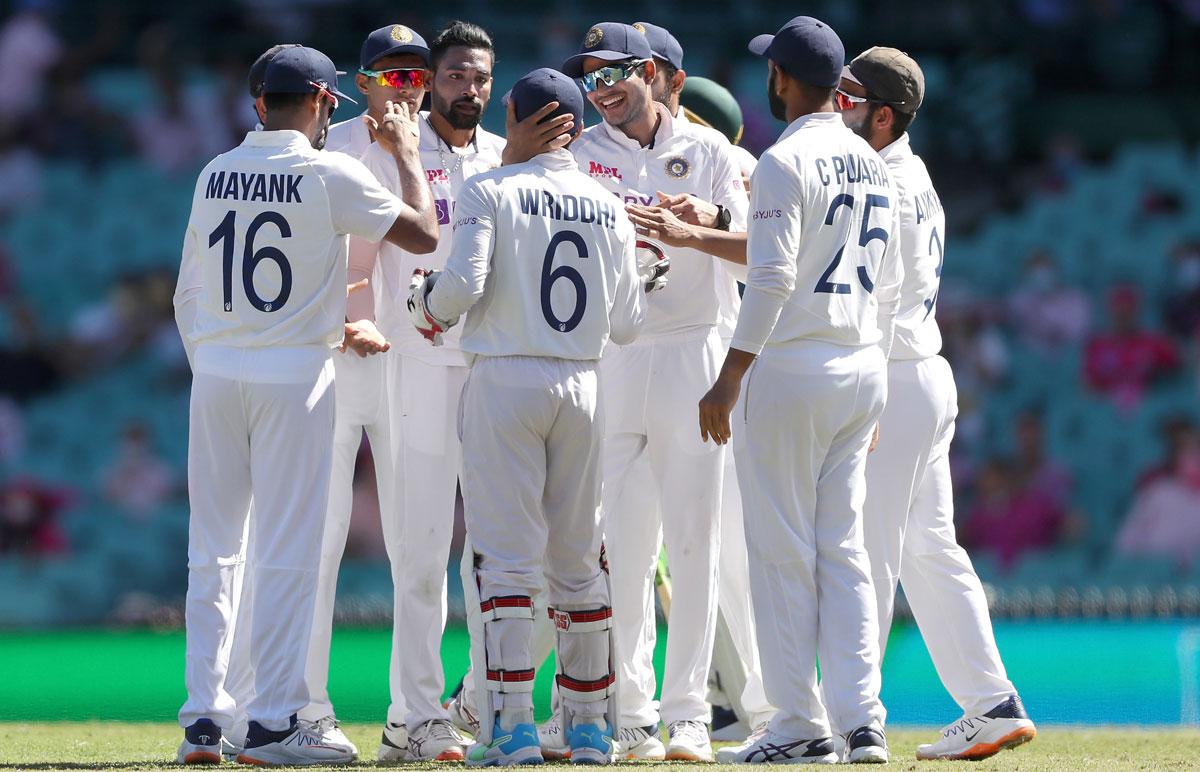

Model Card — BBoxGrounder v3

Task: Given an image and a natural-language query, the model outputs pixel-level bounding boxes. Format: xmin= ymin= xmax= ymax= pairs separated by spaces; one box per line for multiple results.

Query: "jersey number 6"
xmin=814 ymin=193 xmax=889 ymax=295
xmin=210 ymin=210 xmax=293 ymax=313
xmin=541 ymin=231 xmax=589 ymax=333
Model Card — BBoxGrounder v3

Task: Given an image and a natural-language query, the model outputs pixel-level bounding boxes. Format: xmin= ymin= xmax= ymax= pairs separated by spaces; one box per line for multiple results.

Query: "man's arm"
xmin=426 ymin=179 xmax=496 ymax=322
xmin=501 ymin=99 xmax=575 ymax=166
xmin=369 ymin=101 xmax=438 ymax=253
xmin=173 ymin=224 xmax=201 ymax=370
xmin=624 ymin=204 xmax=747 ymax=264
xmin=610 ymin=226 xmax=647 ymax=345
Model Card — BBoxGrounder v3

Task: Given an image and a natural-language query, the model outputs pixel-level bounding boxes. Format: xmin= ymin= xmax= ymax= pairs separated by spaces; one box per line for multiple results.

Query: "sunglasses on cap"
xmin=358 ymin=67 xmax=428 ymax=90
xmin=835 ymin=88 xmax=905 ymax=110
xmin=579 ymin=59 xmax=648 ymax=93
xmin=309 ymin=80 xmax=340 ymax=111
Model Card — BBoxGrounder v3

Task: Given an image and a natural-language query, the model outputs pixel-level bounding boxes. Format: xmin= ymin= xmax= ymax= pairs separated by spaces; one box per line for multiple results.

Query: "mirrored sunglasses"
xmin=579 ymin=60 xmax=647 ymax=93
xmin=359 ymin=67 xmax=428 ymax=90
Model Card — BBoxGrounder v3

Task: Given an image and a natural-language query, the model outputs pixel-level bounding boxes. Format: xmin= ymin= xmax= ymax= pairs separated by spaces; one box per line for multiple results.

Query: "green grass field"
xmin=1 ymin=724 xmax=1198 ymax=770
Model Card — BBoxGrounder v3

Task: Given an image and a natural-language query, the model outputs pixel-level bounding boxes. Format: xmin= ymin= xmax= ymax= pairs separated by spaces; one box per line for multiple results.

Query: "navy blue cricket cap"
xmin=263 ymin=46 xmax=356 ymax=104
xmin=561 ymin=22 xmax=653 ymax=78
xmin=360 ymin=24 xmax=430 ymax=70
xmin=248 ymin=43 xmax=301 ymax=98
xmin=511 ymin=68 xmax=584 ymax=128
xmin=748 ymin=16 xmax=844 ymax=89
xmin=632 ymin=22 xmax=683 ymax=70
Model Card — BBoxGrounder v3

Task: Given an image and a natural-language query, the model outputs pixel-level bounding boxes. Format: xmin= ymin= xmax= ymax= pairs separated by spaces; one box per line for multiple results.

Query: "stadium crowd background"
xmin=1 ymin=0 xmax=1199 ymax=630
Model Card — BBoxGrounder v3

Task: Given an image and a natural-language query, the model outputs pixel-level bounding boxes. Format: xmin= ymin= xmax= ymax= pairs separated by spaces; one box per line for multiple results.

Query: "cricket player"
xmin=408 ymin=67 xmax=652 ymax=766
xmin=561 ymin=21 xmax=749 ymax=762
xmin=636 ymin=27 xmax=776 ymax=741
xmin=836 ymin=47 xmax=1036 ymax=761
xmin=697 ymin=17 xmax=902 ymax=764
xmin=172 ymin=46 xmax=437 ymax=765
xmin=295 ymin=23 xmax=437 ymax=761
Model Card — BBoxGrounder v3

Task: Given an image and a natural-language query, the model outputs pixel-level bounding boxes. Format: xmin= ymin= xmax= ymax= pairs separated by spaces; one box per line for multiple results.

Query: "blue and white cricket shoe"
xmin=566 ymin=720 xmax=614 ymax=765
xmin=236 ymin=714 xmax=354 ymax=765
xmin=466 ymin=720 xmax=544 ymax=767
xmin=176 ymin=718 xmax=222 ymax=765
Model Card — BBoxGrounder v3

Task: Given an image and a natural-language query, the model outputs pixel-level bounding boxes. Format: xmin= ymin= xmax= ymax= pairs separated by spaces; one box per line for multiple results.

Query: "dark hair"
xmin=430 ymin=20 xmax=494 ymax=69
xmin=890 ymin=107 xmax=914 ymax=139
xmin=795 ymin=80 xmax=836 ymax=104
xmin=655 ymin=58 xmax=678 ymax=84
xmin=262 ymin=92 xmax=312 ymax=112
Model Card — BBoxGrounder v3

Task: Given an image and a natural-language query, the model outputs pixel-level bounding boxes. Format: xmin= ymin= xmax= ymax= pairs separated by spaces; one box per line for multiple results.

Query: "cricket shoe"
xmin=538 ymin=715 xmax=570 ymax=760
xmin=614 ymin=724 xmax=665 ymax=760
xmin=446 ymin=692 xmax=482 ymax=738
xmin=916 ymin=695 xmax=1036 ymax=760
xmin=377 ymin=721 xmax=411 ymax=762
xmin=666 ymin=720 xmax=714 ymax=762
xmin=299 ymin=715 xmax=358 ymax=758
xmin=716 ymin=728 xmax=838 ymax=764
xmin=410 ymin=718 xmax=468 ymax=761
xmin=177 ymin=719 xmax=223 ymax=764
xmin=845 ymin=722 xmax=888 ymax=763
xmin=236 ymin=715 xmax=354 ymax=765
xmin=466 ymin=719 xmax=544 ymax=766
xmin=567 ymin=719 xmax=614 ymax=765
xmin=220 ymin=737 xmax=242 ymax=763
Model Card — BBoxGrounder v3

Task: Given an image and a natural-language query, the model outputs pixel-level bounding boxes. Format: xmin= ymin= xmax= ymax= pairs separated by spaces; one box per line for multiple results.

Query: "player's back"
xmin=448 ymin=149 xmax=643 ymax=361
xmin=879 ymin=133 xmax=944 ymax=360
xmin=181 ymin=130 xmax=400 ymax=379
xmin=747 ymin=113 xmax=901 ymax=350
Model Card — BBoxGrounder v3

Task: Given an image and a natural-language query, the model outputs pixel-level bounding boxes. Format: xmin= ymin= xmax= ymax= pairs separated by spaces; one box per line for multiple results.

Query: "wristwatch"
xmin=715 ymin=205 xmax=732 ymax=231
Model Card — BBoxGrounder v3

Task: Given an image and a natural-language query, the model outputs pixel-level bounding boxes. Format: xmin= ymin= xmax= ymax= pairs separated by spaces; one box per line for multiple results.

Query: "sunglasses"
xmin=309 ymin=80 xmax=339 ymax=111
xmin=836 ymin=88 xmax=905 ymax=110
xmin=358 ymin=67 xmax=428 ymax=90
xmin=579 ymin=60 xmax=648 ymax=93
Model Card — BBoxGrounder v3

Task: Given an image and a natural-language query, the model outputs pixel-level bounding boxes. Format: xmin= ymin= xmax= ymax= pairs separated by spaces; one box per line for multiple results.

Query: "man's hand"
xmin=347 ymin=278 xmax=369 ymax=297
xmin=341 ymin=319 xmax=390 ymax=357
xmin=407 ymin=269 xmax=457 ymax=346
xmin=656 ymin=190 xmax=720 ymax=228
xmin=698 ymin=373 xmax=741 ymax=445
xmin=502 ymin=99 xmax=574 ymax=165
xmin=367 ymin=100 xmax=421 ymax=157
xmin=625 ymin=203 xmax=696 ymax=249
xmin=869 ymin=423 xmax=880 ymax=453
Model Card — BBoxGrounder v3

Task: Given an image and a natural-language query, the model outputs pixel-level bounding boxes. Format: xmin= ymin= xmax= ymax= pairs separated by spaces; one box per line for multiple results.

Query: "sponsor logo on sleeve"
xmin=752 ymin=209 xmax=782 ymax=220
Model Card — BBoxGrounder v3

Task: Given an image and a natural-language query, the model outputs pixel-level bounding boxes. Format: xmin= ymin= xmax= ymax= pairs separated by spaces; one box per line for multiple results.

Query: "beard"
xmin=767 ymin=69 xmax=787 ymax=121
xmin=436 ymin=93 xmax=484 ymax=130
xmin=312 ymin=105 xmax=333 ymax=150
xmin=844 ymin=104 xmax=879 ymax=142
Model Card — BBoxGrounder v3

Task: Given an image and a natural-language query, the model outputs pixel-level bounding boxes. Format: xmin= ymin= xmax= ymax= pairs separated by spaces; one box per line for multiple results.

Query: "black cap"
xmin=561 ymin=22 xmax=653 ymax=78
xmin=360 ymin=24 xmax=430 ymax=70
xmin=632 ymin=22 xmax=683 ymax=70
xmin=263 ymin=46 xmax=356 ymax=104
xmin=748 ymin=16 xmax=844 ymax=89
xmin=248 ymin=44 xmax=301 ymax=98
xmin=842 ymin=47 xmax=925 ymax=114
xmin=511 ymin=68 xmax=585 ymax=129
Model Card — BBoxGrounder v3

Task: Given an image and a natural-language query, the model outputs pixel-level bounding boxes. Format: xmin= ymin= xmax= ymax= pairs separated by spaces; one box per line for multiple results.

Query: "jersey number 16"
xmin=209 ymin=210 xmax=293 ymax=313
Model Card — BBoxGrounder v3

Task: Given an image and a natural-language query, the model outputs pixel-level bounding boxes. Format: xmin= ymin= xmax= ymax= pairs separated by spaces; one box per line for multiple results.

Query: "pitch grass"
xmin=0 ymin=724 xmax=1197 ymax=771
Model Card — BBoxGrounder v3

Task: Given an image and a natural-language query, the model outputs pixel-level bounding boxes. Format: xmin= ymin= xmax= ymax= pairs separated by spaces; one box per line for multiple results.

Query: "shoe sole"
xmin=543 ymin=749 xmax=571 ymax=761
xmin=848 ymin=746 xmax=888 ymax=764
xmin=237 ymin=752 xmax=354 ymax=766
xmin=916 ymin=726 xmax=1037 ymax=761
xmin=466 ymin=752 xmax=545 ymax=767
xmin=665 ymin=749 xmax=714 ymax=762
xmin=180 ymin=751 xmax=221 ymax=764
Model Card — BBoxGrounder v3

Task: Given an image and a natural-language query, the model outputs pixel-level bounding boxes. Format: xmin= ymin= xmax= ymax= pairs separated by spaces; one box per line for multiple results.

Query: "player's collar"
xmin=528 ymin=148 xmax=577 ymax=170
xmin=778 ymin=111 xmax=840 ymax=142
xmin=877 ymin=132 xmax=912 ymax=163
xmin=244 ymin=129 xmax=312 ymax=148
xmin=419 ymin=110 xmax=480 ymax=155
xmin=599 ymin=102 xmax=675 ymax=151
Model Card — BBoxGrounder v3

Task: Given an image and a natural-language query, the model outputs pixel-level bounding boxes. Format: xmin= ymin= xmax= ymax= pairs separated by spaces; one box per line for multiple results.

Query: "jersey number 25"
xmin=814 ymin=193 xmax=889 ymax=295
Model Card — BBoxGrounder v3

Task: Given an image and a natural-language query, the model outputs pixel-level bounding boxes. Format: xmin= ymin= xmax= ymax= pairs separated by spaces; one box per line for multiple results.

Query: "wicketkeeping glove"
xmin=636 ymin=240 xmax=671 ymax=293
xmin=407 ymin=269 xmax=458 ymax=346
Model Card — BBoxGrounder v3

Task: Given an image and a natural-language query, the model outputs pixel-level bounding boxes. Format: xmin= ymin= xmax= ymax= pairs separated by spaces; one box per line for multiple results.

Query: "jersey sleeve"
xmin=730 ymin=153 xmax=804 ymax=355
xmin=609 ymin=218 xmax=646 ymax=346
xmin=323 ymin=153 xmax=406 ymax=242
xmin=875 ymin=197 xmax=905 ymax=359
xmin=710 ymin=140 xmax=750 ymax=233
xmin=173 ymin=216 xmax=202 ymax=370
xmin=427 ymin=177 xmax=497 ymax=323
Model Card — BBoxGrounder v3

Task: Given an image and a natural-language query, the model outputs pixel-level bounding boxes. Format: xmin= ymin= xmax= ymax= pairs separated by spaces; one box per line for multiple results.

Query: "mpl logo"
xmin=426 ymin=169 xmax=450 ymax=183
xmin=435 ymin=198 xmax=451 ymax=225
xmin=587 ymin=161 xmax=622 ymax=181
xmin=553 ymin=610 xmax=572 ymax=632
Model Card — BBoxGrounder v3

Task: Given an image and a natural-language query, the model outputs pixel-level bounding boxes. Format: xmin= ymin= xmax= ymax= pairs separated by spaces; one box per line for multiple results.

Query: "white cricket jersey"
xmin=878 ymin=133 xmax=944 ymax=360
xmin=426 ymin=149 xmax=645 ymax=360
xmin=358 ymin=114 xmax=505 ymax=365
xmin=570 ymin=104 xmax=748 ymax=339
xmin=325 ymin=112 xmax=373 ymax=159
xmin=731 ymin=113 xmax=903 ymax=356
xmin=174 ymin=129 xmax=404 ymax=383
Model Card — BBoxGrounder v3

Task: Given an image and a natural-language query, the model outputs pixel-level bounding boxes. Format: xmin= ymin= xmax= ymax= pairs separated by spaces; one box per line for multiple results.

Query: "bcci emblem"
xmin=553 ymin=610 xmax=571 ymax=632
xmin=665 ymin=156 xmax=691 ymax=179
xmin=584 ymin=26 xmax=604 ymax=48
xmin=632 ymin=23 xmax=647 ymax=34
xmin=390 ymin=25 xmax=413 ymax=43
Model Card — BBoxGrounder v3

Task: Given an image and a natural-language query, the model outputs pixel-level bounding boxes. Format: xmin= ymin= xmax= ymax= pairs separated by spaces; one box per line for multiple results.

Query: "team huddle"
xmin=172 ymin=13 xmax=1037 ymax=767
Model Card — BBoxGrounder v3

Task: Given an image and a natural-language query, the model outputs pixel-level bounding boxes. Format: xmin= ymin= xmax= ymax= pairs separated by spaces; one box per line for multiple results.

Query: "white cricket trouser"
xmin=736 ymin=341 xmax=886 ymax=740
xmin=382 ymin=354 xmax=467 ymax=728
xmin=222 ymin=522 xmax=256 ymax=747
xmin=301 ymin=349 xmax=393 ymax=722
xmin=602 ymin=327 xmax=724 ymax=727
xmin=863 ymin=356 xmax=1015 ymax=719
xmin=716 ymin=446 xmax=775 ymax=728
xmin=460 ymin=356 xmax=610 ymax=713
xmin=180 ymin=362 xmax=335 ymax=733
